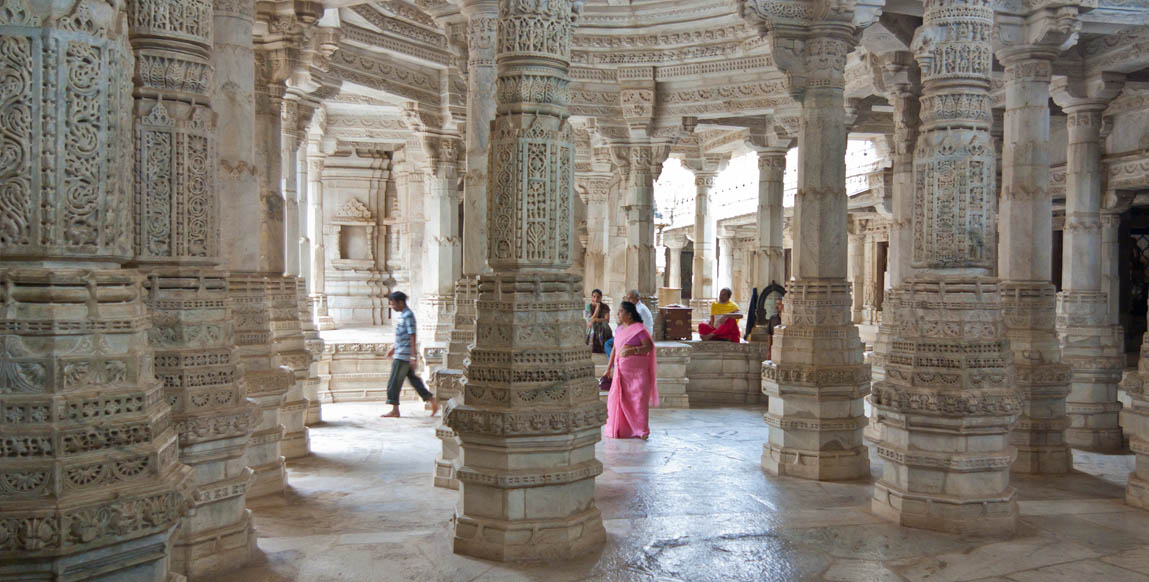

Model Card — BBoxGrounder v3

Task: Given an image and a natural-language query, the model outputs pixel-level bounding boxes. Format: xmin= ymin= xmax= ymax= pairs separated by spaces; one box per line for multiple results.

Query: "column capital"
xmin=1052 ymin=73 xmax=1126 ymax=112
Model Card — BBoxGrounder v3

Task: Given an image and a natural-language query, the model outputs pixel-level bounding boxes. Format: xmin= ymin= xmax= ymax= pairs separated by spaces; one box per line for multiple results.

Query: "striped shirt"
xmin=394 ymin=308 xmax=417 ymax=361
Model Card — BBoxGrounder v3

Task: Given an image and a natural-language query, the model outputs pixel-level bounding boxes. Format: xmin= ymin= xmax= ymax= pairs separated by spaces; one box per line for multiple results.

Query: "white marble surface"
xmin=214 ymin=404 xmax=1149 ymax=582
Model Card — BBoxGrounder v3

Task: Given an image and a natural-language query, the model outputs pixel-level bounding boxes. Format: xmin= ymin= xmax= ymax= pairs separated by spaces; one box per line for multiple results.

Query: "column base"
xmin=248 ymin=458 xmax=288 ymax=498
xmin=433 ymin=424 xmax=460 ymax=490
xmin=171 ymin=511 xmax=257 ymax=580
xmin=1012 ymin=445 xmax=1073 ymax=474
xmin=871 ymin=482 xmax=1018 ymax=536
xmin=282 ymin=427 xmax=311 ymax=459
xmin=762 ymin=442 xmax=870 ymax=481
xmin=0 ymin=526 xmax=181 ymax=582
xmin=1065 ymin=425 xmax=1124 ymax=452
xmin=1126 ymin=472 xmax=1149 ymax=510
xmin=863 ymin=395 xmax=885 ymax=444
xmin=434 ymin=457 xmax=459 ymax=490
xmin=453 ymin=507 xmax=606 ymax=562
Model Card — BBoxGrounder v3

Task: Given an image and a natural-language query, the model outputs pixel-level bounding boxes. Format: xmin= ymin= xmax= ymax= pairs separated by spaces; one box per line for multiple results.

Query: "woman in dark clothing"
xmin=586 ymin=289 xmax=613 ymax=353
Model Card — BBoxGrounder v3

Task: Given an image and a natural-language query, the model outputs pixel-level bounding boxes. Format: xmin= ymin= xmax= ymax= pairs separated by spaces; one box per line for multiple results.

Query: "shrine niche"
xmin=325 ymin=196 xmax=387 ymax=327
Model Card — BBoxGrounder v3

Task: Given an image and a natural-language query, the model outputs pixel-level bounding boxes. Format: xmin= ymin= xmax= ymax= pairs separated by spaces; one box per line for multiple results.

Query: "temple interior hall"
xmin=6 ymin=0 xmax=1149 ymax=580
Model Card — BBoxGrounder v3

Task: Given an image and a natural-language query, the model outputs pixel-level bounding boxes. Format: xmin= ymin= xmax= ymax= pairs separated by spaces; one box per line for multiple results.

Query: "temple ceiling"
xmin=291 ymin=0 xmax=1149 ymax=158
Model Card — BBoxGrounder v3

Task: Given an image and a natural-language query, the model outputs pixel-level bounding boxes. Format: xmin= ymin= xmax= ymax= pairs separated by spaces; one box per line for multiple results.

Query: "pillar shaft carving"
xmin=434 ymin=1 xmax=501 ymax=492
xmin=760 ymin=21 xmax=871 ymax=482
xmin=870 ymin=59 xmax=920 ymax=434
xmin=872 ymin=0 xmax=1021 ymax=535
xmin=216 ymin=0 xmax=291 ymax=495
xmin=755 ymin=148 xmax=787 ymax=291
xmin=997 ymin=50 xmax=1072 ymax=474
xmin=620 ymin=141 xmax=669 ymax=303
xmin=1053 ymin=73 xmax=1128 ymax=454
xmin=446 ymin=0 xmax=605 ymax=561
xmin=688 ymin=161 xmax=722 ymax=324
xmin=0 ymin=3 xmax=192 ymax=578
xmin=126 ymin=0 xmax=260 ymax=574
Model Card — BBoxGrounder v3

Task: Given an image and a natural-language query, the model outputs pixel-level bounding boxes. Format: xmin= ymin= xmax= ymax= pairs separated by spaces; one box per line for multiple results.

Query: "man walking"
xmin=382 ymin=291 xmax=438 ymax=418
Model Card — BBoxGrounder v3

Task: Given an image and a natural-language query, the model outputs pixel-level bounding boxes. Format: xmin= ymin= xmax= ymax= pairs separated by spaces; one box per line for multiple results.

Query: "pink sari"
xmin=605 ymin=323 xmax=659 ymax=439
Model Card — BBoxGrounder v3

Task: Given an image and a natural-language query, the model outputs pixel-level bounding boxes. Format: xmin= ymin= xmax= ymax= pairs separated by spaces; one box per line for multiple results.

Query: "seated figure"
xmin=699 ymin=288 xmax=742 ymax=342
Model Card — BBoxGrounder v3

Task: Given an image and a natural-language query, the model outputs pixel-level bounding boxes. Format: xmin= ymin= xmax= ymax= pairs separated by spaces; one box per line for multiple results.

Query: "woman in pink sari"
xmin=603 ymin=301 xmax=659 ymax=439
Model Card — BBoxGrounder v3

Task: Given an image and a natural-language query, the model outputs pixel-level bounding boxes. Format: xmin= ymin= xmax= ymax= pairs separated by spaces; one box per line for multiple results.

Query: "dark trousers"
xmin=386 ymin=358 xmax=433 ymax=405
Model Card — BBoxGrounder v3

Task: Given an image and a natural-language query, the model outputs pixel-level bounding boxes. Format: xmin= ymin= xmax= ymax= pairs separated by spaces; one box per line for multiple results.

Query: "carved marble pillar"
xmin=872 ymin=0 xmax=1021 ymax=535
xmin=419 ymin=134 xmax=462 ymax=347
xmin=282 ymin=101 xmax=302 ymax=279
xmin=869 ymin=62 xmax=920 ymax=444
xmin=718 ymin=235 xmax=735 ymax=296
xmin=218 ymin=0 xmax=290 ymax=497
xmin=624 ymin=143 xmax=665 ymax=307
xmin=1054 ymin=74 xmax=1127 ymax=453
xmin=1102 ymin=208 xmax=1123 ymax=329
xmin=0 ymin=2 xmax=193 ymax=578
xmin=432 ymin=0 xmax=498 ymax=491
xmin=997 ymin=51 xmax=1072 ymax=473
xmin=761 ymin=22 xmax=870 ymax=482
xmin=756 ymin=148 xmax=787 ymax=288
xmin=252 ymin=21 xmax=311 ymax=464
xmin=690 ymin=163 xmax=721 ymax=323
xmin=666 ymin=236 xmax=687 ymax=294
xmin=861 ymin=230 xmax=882 ymax=325
xmin=126 ymin=0 xmax=261 ymax=575
xmin=307 ymin=150 xmax=334 ymax=330
xmin=848 ymin=225 xmax=866 ymax=324
xmin=447 ymin=0 xmax=606 ymax=560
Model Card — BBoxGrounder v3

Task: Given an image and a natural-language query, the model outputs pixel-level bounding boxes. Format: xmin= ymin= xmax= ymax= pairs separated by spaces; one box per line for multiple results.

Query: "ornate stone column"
xmin=413 ymin=129 xmax=463 ymax=348
xmin=0 ymin=2 xmax=193 ymax=578
xmin=688 ymin=157 xmax=723 ymax=324
xmin=306 ymin=146 xmax=335 ymax=330
xmin=624 ymin=142 xmax=668 ymax=307
xmin=1054 ymin=74 xmax=1127 ymax=452
xmin=432 ymin=0 xmax=499 ymax=491
xmin=760 ymin=19 xmax=870 ymax=482
xmin=755 ymin=148 xmax=787 ymax=288
xmin=996 ymin=46 xmax=1072 ymax=474
xmin=125 ymin=0 xmax=261 ymax=575
xmin=871 ymin=0 xmax=1021 ymax=535
xmin=218 ymin=0 xmax=292 ymax=497
xmin=869 ymin=56 xmax=920 ymax=444
xmin=447 ymin=0 xmax=606 ymax=560
xmin=666 ymin=235 xmax=687 ymax=294
xmin=848 ymin=223 xmax=866 ymax=324
xmin=718 ymin=235 xmax=735 ymax=295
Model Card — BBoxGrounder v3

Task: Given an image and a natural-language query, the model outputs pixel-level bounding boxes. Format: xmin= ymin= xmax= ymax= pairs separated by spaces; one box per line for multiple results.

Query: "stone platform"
xmin=596 ymin=341 xmax=769 ymax=408
xmin=317 ymin=328 xmax=431 ymax=403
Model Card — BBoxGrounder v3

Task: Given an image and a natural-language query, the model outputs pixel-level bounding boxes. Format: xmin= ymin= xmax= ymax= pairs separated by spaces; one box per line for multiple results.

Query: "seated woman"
xmin=699 ymin=288 xmax=742 ymax=342
xmin=585 ymin=289 xmax=613 ymax=354
xmin=603 ymin=301 xmax=659 ymax=439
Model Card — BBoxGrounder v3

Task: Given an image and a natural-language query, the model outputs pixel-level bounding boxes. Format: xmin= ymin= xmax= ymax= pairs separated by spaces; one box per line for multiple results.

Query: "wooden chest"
xmin=660 ymin=305 xmax=693 ymax=341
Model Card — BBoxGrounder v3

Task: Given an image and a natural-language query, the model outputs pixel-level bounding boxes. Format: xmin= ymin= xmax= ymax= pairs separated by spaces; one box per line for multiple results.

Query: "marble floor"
xmin=216 ymin=403 xmax=1149 ymax=582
